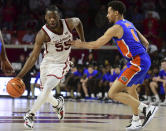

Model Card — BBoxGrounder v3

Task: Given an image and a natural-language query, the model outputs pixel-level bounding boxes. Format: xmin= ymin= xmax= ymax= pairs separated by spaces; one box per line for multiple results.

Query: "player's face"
xmin=115 ymin=67 xmax=120 ymax=74
xmin=161 ymin=61 xmax=166 ymax=70
xmin=45 ymin=11 xmax=60 ymax=28
xmin=88 ymin=67 xmax=94 ymax=74
xmin=107 ymin=7 xmax=116 ymax=24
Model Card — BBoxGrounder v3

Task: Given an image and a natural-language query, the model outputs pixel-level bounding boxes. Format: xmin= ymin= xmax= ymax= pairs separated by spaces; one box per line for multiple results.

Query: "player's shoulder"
xmin=65 ymin=17 xmax=80 ymax=24
xmin=107 ymin=24 xmax=122 ymax=32
xmin=39 ymin=28 xmax=47 ymax=36
xmin=113 ymin=24 xmax=122 ymax=29
xmin=35 ymin=28 xmax=49 ymax=42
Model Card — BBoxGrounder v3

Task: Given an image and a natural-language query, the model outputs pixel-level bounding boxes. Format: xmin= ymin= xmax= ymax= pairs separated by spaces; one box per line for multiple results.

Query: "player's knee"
xmin=108 ymin=91 xmax=116 ymax=99
xmin=127 ymin=87 xmax=135 ymax=94
xmin=150 ymin=82 xmax=156 ymax=87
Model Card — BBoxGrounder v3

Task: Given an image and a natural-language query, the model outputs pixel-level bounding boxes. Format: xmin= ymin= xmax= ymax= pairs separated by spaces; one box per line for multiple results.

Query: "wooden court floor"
xmin=0 ymin=98 xmax=165 ymax=131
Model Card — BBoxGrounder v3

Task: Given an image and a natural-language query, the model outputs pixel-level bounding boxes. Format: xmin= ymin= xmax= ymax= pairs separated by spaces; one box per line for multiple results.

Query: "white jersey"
xmin=41 ymin=19 xmax=73 ymax=64
xmin=40 ymin=19 xmax=73 ymax=86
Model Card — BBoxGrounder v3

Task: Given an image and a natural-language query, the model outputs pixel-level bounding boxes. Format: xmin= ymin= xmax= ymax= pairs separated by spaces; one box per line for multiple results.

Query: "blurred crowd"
xmin=0 ymin=0 xmax=165 ymax=49
xmin=0 ymin=0 xmax=166 ymax=102
xmin=20 ymin=52 xmax=166 ymax=106
xmin=49 ymin=54 xmax=166 ymax=106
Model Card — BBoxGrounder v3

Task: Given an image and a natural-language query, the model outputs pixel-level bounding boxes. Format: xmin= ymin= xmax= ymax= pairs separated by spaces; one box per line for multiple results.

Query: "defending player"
xmin=70 ymin=1 xmax=158 ymax=130
xmin=16 ymin=5 xmax=85 ymax=129
xmin=0 ymin=30 xmax=13 ymax=73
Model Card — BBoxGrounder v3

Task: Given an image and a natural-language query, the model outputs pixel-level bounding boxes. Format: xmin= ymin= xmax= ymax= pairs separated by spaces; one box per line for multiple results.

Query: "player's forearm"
xmin=157 ymin=78 xmax=166 ymax=83
xmin=136 ymin=29 xmax=149 ymax=49
xmin=77 ymin=41 xmax=100 ymax=49
xmin=75 ymin=21 xmax=85 ymax=42
xmin=141 ymin=41 xmax=149 ymax=50
xmin=0 ymin=31 xmax=7 ymax=61
xmin=17 ymin=55 xmax=37 ymax=78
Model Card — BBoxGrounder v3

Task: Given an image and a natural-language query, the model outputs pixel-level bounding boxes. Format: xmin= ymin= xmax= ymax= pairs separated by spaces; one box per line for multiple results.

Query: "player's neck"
xmin=114 ymin=15 xmax=124 ymax=23
xmin=55 ymin=21 xmax=63 ymax=32
xmin=47 ymin=20 xmax=63 ymax=34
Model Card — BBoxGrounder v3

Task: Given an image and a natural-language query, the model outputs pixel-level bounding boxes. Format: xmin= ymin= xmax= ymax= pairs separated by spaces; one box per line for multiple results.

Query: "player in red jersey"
xmin=16 ymin=5 xmax=85 ymax=129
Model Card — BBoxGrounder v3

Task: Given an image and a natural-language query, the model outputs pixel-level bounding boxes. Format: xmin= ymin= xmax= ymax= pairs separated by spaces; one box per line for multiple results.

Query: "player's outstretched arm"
xmin=17 ymin=30 xmax=45 ymax=78
xmin=70 ymin=25 xmax=121 ymax=49
xmin=0 ymin=30 xmax=13 ymax=73
xmin=66 ymin=18 xmax=85 ymax=41
xmin=136 ymin=29 xmax=149 ymax=50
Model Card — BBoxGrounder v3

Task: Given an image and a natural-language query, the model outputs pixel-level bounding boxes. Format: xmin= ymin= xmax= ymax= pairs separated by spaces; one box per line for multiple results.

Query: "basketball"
xmin=6 ymin=78 xmax=25 ymax=98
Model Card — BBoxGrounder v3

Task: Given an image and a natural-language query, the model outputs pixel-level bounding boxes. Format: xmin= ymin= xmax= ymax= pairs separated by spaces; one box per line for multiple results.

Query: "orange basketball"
xmin=6 ymin=78 xmax=25 ymax=98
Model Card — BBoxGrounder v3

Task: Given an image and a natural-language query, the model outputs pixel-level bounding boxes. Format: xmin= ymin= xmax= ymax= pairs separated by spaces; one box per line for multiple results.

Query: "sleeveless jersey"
xmin=41 ymin=19 xmax=73 ymax=64
xmin=113 ymin=19 xmax=146 ymax=61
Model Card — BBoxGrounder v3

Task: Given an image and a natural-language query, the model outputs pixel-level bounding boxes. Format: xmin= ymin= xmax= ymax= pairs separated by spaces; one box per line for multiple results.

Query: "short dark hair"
xmin=45 ymin=5 xmax=59 ymax=14
xmin=161 ymin=57 xmax=166 ymax=62
xmin=108 ymin=1 xmax=126 ymax=15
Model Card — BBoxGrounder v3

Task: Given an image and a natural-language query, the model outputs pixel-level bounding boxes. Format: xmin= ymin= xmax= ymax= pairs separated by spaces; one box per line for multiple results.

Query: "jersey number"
xmin=130 ymin=29 xmax=139 ymax=42
xmin=55 ymin=40 xmax=71 ymax=52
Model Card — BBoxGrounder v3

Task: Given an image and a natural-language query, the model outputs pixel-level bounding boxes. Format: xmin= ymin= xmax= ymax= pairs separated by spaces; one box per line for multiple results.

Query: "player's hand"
xmin=152 ymin=77 xmax=159 ymax=81
xmin=163 ymin=81 xmax=166 ymax=88
xmin=69 ymin=39 xmax=82 ymax=48
xmin=1 ymin=58 xmax=14 ymax=74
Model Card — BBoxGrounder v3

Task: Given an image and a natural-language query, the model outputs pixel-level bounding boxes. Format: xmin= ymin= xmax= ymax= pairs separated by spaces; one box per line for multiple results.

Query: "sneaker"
xmin=151 ymin=100 xmax=160 ymax=106
xmin=24 ymin=112 xmax=35 ymax=129
xmin=126 ymin=119 xmax=142 ymax=131
xmin=142 ymin=105 xmax=159 ymax=128
xmin=52 ymin=96 xmax=65 ymax=120
xmin=160 ymin=100 xmax=166 ymax=106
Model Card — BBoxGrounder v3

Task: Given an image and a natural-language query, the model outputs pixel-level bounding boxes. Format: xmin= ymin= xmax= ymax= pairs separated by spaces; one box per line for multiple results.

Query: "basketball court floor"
xmin=0 ymin=98 xmax=166 ymax=131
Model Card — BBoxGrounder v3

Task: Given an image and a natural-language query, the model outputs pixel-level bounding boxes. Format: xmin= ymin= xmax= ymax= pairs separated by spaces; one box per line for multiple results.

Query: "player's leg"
xmin=30 ymin=76 xmax=60 ymax=113
xmin=160 ymin=84 xmax=166 ymax=105
xmin=144 ymin=80 xmax=151 ymax=103
xmin=126 ymin=84 xmax=142 ymax=130
xmin=24 ymin=76 xmax=60 ymax=129
xmin=126 ymin=84 xmax=139 ymax=115
xmin=108 ymin=80 xmax=142 ymax=112
xmin=162 ymin=83 xmax=166 ymax=104
xmin=47 ymin=91 xmax=65 ymax=119
xmin=108 ymin=80 xmax=158 ymax=129
xmin=81 ymin=79 xmax=88 ymax=97
xmin=150 ymin=81 xmax=160 ymax=103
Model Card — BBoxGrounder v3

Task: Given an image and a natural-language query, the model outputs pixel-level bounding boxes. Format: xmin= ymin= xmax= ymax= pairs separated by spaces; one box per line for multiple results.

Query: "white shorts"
xmin=40 ymin=62 xmax=70 ymax=88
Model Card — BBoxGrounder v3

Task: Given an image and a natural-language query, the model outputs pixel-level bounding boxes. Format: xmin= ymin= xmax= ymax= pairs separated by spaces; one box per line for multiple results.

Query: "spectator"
xmin=17 ymin=6 xmax=30 ymax=30
xmin=143 ymin=12 xmax=160 ymax=48
xmin=29 ymin=0 xmax=40 ymax=11
xmin=11 ymin=33 xmax=20 ymax=45
xmin=1 ymin=28 xmax=11 ymax=44
xmin=22 ymin=30 xmax=35 ymax=44
xmin=149 ymin=66 xmax=160 ymax=104
xmin=131 ymin=7 xmax=144 ymax=31
xmin=2 ymin=0 xmax=17 ymax=30
xmin=85 ymin=53 xmax=97 ymax=67
xmin=88 ymin=5 xmax=108 ymax=41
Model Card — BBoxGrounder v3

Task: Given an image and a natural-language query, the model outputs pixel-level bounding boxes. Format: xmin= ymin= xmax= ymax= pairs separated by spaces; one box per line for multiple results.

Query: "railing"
xmin=5 ymin=44 xmax=118 ymax=50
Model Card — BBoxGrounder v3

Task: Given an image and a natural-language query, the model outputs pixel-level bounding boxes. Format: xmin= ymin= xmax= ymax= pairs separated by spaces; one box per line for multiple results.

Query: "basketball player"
xmin=70 ymin=1 xmax=158 ymax=130
xmin=16 ymin=6 xmax=85 ymax=129
xmin=0 ymin=30 xmax=13 ymax=73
